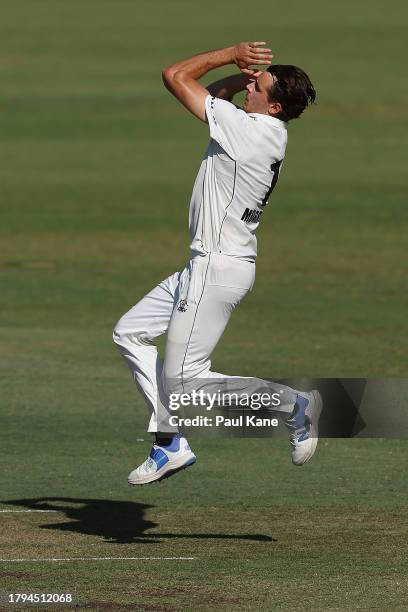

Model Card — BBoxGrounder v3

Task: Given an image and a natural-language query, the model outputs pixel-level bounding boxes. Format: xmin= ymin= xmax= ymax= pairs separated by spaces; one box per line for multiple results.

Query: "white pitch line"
xmin=0 ymin=510 xmax=58 ymax=513
xmin=0 ymin=557 xmax=195 ymax=562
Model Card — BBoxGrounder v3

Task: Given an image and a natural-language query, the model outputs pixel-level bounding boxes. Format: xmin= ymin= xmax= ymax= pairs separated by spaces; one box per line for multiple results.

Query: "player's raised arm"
xmin=162 ymin=42 xmax=273 ymax=121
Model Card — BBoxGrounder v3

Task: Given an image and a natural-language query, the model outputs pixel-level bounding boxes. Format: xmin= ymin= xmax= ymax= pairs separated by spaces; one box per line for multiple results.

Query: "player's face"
xmin=243 ymin=71 xmax=276 ymax=115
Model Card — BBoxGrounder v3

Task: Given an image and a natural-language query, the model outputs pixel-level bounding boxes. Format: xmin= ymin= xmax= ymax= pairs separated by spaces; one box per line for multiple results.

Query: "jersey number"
xmin=261 ymin=160 xmax=282 ymax=207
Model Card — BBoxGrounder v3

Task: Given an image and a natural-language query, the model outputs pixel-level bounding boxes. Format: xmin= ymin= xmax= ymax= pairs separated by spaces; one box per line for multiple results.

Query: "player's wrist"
xmin=226 ymin=45 xmax=236 ymax=65
xmin=213 ymin=46 xmax=237 ymax=68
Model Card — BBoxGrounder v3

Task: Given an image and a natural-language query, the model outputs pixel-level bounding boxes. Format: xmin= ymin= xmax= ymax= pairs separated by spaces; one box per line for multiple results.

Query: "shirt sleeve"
xmin=205 ymin=95 xmax=250 ymax=160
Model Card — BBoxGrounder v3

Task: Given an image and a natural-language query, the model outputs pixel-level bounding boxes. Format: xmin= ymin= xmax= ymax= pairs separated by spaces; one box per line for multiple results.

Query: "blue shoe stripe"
xmin=292 ymin=396 xmax=309 ymax=425
xmin=287 ymin=395 xmax=311 ymax=440
xmin=150 ymin=447 xmax=170 ymax=469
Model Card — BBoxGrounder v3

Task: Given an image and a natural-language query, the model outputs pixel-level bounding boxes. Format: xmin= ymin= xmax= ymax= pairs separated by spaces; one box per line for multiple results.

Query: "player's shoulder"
xmin=247 ymin=114 xmax=288 ymax=146
xmin=243 ymin=116 xmax=288 ymax=161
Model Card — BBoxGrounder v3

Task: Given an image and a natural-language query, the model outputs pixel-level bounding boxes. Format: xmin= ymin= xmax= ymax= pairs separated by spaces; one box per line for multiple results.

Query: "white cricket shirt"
xmin=188 ymin=95 xmax=288 ymax=261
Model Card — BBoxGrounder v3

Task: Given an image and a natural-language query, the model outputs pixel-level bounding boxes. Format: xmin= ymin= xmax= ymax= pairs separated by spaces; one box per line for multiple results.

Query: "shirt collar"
xmin=247 ymin=113 xmax=287 ymax=129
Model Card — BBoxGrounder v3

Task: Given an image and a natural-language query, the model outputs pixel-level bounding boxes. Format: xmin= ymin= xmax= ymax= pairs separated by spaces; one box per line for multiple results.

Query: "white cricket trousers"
xmin=113 ymin=252 xmax=297 ymax=432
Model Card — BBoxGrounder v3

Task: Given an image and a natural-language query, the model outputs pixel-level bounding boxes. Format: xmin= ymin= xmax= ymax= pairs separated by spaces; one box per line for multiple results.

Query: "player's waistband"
xmin=190 ymin=249 xmax=256 ymax=265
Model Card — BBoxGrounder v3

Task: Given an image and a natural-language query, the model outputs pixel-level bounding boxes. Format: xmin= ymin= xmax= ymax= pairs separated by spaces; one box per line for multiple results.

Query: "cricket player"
xmin=113 ymin=41 xmax=321 ymax=485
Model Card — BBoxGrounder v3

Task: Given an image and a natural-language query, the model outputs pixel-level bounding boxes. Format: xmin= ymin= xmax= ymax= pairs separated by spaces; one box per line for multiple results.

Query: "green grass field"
xmin=1 ymin=0 xmax=408 ymax=609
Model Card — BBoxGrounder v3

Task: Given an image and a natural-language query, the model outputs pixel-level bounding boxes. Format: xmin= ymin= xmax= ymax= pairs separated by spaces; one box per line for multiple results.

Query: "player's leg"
xmin=113 ymin=272 xmax=180 ymax=433
xmin=163 ymin=254 xmax=322 ymax=465
xmin=113 ymin=269 xmax=197 ymax=485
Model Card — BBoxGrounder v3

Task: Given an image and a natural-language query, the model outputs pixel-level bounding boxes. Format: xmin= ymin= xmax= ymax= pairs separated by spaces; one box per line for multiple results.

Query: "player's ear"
xmin=268 ymin=101 xmax=282 ymax=116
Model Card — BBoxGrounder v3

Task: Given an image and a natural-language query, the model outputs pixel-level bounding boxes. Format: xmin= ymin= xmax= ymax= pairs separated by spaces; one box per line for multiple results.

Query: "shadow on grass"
xmin=1 ymin=498 xmax=276 ymax=544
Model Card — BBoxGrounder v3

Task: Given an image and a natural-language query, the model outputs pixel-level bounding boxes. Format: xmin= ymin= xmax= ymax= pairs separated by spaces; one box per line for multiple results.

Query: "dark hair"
xmin=266 ymin=65 xmax=316 ymax=122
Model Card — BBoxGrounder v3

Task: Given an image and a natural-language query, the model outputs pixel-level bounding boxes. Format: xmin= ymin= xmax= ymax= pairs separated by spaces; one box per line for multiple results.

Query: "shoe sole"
xmin=156 ymin=457 xmax=196 ymax=483
xmin=293 ymin=389 xmax=322 ymax=466
xmin=128 ymin=452 xmax=196 ymax=486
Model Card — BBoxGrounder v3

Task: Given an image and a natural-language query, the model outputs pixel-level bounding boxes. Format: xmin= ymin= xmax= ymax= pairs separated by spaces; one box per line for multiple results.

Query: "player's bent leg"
xmin=161 ymin=254 xmax=322 ymax=470
xmin=113 ymin=271 xmax=180 ymax=432
xmin=127 ymin=434 xmax=196 ymax=486
xmin=113 ymin=269 xmax=198 ymax=483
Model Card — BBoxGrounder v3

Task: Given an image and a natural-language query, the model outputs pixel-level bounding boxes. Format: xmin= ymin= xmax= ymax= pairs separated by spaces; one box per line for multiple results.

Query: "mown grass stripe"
xmin=0 ymin=557 xmax=196 ymax=562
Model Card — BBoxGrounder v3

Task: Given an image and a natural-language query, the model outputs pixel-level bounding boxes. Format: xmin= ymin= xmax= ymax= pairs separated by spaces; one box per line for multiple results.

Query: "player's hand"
xmin=233 ymin=42 xmax=273 ymax=76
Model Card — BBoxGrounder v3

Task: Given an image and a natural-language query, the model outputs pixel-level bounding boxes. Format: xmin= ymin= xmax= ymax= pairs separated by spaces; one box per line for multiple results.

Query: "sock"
xmin=155 ymin=433 xmax=177 ymax=447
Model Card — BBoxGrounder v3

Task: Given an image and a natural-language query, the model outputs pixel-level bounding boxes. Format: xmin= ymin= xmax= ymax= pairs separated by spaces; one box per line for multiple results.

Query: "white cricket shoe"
xmin=128 ymin=434 xmax=196 ymax=485
xmin=285 ymin=390 xmax=322 ymax=465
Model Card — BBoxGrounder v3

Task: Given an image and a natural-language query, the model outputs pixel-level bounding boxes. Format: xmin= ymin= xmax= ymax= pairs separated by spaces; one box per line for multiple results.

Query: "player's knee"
xmin=112 ymin=325 xmax=134 ymax=348
xmin=113 ymin=325 xmax=154 ymax=350
xmin=112 ymin=325 xmax=124 ymax=345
